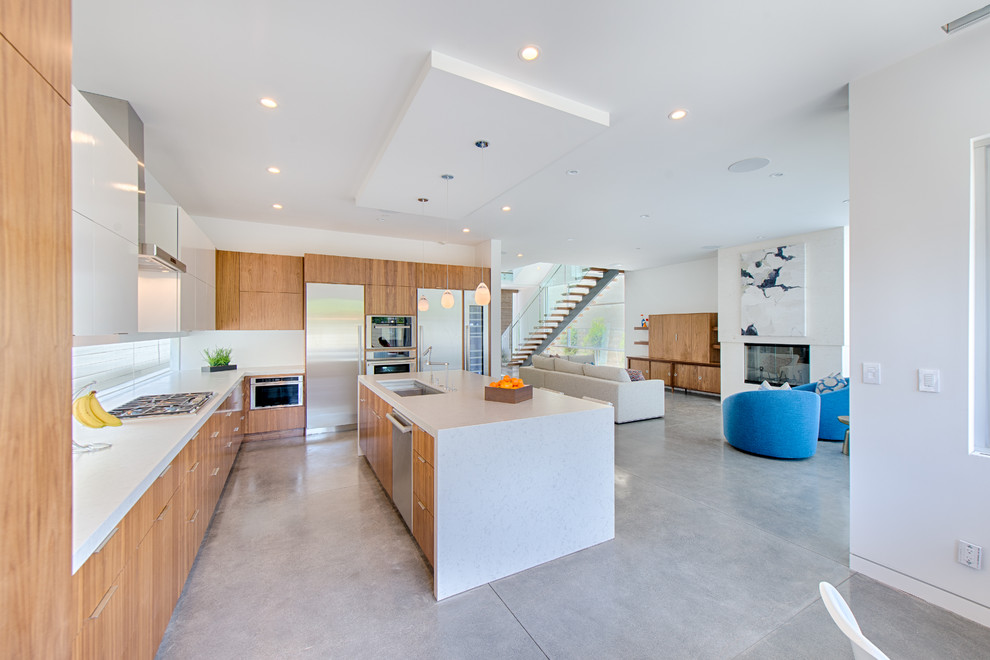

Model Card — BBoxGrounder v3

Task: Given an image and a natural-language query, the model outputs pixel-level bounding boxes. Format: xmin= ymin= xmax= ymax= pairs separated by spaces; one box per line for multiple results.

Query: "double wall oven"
xmin=365 ymin=315 xmax=416 ymax=375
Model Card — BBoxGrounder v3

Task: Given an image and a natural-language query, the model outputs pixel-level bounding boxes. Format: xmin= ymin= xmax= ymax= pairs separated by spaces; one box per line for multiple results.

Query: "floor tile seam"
xmin=617 ymin=465 xmax=851 ymax=569
xmin=487 ymin=583 xmax=551 ymax=659
xmin=726 ymin=592 xmax=826 ymax=660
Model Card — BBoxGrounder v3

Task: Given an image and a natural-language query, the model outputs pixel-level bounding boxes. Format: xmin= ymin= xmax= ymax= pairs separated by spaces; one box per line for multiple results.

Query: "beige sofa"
xmin=519 ymin=356 xmax=665 ymax=423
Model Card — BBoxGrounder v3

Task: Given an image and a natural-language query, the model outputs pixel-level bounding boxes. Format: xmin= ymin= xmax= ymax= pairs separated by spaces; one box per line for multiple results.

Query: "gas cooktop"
xmin=108 ymin=392 xmax=215 ymax=419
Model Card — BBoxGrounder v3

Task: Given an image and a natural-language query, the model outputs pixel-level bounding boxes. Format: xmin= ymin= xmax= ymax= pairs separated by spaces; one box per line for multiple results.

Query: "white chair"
xmin=819 ymin=581 xmax=891 ymax=660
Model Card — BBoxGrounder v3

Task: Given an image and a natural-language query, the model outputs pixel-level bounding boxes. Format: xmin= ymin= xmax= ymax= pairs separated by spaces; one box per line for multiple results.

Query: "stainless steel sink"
xmin=379 ymin=380 xmax=445 ymax=397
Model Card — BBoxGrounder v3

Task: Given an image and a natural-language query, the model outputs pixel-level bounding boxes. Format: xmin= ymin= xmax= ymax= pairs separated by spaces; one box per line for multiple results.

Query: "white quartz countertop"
xmin=359 ymin=370 xmax=608 ymax=437
xmin=71 ymin=365 xmax=304 ymax=573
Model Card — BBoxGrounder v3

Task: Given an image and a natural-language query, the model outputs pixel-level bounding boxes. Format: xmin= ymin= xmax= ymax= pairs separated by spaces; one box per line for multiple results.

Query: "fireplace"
xmin=744 ymin=343 xmax=810 ymax=386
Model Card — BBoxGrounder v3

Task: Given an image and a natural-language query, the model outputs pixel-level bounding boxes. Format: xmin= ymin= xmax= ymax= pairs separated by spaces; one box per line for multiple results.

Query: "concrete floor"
xmin=157 ymin=391 xmax=990 ymax=659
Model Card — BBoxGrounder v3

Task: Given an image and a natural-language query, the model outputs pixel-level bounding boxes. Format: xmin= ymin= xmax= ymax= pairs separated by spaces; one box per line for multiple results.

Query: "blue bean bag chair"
xmin=793 ymin=382 xmax=849 ymax=441
xmin=722 ymin=390 xmax=821 ymax=459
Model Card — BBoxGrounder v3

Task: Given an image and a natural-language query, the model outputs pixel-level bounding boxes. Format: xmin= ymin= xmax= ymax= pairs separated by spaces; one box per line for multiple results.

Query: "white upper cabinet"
xmin=71 ymin=87 xmax=139 ymax=244
xmin=73 ymin=211 xmax=138 ymax=336
xmin=145 ymin=202 xmax=179 ymax=255
xmin=178 ymin=208 xmax=216 ymax=286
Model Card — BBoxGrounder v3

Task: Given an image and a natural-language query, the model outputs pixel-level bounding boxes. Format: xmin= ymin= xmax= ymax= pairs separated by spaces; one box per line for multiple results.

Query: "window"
xmin=72 ymin=338 xmax=173 ymax=397
xmin=972 ymin=138 xmax=989 ymax=454
xmin=548 ymin=274 xmax=626 ymax=367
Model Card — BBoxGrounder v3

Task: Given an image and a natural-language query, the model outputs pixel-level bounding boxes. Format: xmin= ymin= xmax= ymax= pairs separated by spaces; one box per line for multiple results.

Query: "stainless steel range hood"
xmin=138 ymin=243 xmax=186 ymax=273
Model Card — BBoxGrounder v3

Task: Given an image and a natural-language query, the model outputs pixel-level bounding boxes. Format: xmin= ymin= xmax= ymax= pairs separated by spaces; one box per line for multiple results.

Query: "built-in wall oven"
xmin=365 ymin=350 xmax=416 ymax=375
xmin=250 ymin=375 xmax=304 ymax=410
xmin=366 ymin=315 xmax=415 ymax=350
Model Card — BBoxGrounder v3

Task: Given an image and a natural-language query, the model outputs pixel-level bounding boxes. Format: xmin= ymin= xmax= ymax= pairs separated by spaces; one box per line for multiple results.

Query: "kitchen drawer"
xmin=70 ymin=515 xmax=130 ymax=635
xmin=71 ymin=570 xmax=128 ymax=660
xmin=412 ymin=425 xmax=434 ymax=465
xmin=413 ymin=450 xmax=434 ymax=513
xmin=413 ymin=496 xmax=435 ymax=568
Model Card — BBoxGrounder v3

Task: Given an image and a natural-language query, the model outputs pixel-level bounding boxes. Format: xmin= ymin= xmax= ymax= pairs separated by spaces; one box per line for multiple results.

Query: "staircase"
xmin=505 ymin=268 xmax=620 ymax=367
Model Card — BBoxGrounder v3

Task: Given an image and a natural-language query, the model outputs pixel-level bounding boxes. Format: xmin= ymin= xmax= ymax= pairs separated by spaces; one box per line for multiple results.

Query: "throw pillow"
xmin=815 ymin=375 xmax=848 ymax=395
xmin=626 ymin=369 xmax=646 ymax=382
xmin=554 ymin=358 xmax=585 ymax=375
xmin=780 ymin=382 xmax=792 ymax=390
xmin=759 ymin=380 xmax=773 ymax=391
xmin=531 ymin=355 xmax=555 ymax=371
xmin=583 ymin=364 xmax=631 ymax=382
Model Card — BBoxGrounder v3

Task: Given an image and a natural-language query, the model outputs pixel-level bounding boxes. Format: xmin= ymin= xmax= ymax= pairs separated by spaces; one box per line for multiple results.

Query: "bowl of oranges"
xmin=485 ymin=375 xmax=533 ymax=403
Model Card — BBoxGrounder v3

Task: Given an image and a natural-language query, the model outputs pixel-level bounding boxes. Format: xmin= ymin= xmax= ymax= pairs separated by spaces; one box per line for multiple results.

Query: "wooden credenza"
xmin=629 ymin=313 xmax=721 ymax=395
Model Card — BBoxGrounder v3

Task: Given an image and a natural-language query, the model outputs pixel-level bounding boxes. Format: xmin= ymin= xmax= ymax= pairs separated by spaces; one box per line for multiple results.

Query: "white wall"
xmin=194 ymin=215 xmax=482 ymax=265
xmin=178 ymin=330 xmax=305 ymax=370
xmin=624 ymin=257 xmax=717 ymax=358
xmin=717 ymin=227 xmax=847 ymax=398
xmin=848 ymin=25 xmax=990 ymax=626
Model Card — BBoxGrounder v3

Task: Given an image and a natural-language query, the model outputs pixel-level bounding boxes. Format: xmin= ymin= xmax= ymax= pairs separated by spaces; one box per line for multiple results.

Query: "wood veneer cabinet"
xmin=215 ymin=250 xmax=304 ymax=329
xmin=635 ymin=313 xmax=720 ymax=395
xmin=412 ymin=426 xmax=435 ymax=567
xmin=365 ymin=284 xmax=416 ymax=315
xmin=70 ymin=389 xmax=244 ymax=659
xmin=359 ymin=387 xmax=393 ymax=497
xmin=0 ymin=8 xmax=72 ymax=656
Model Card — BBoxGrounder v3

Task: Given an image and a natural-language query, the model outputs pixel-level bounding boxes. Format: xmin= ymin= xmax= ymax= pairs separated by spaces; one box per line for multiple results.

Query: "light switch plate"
xmin=919 ymin=368 xmax=940 ymax=393
xmin=863 ymin=362 xmax=881 ymax=385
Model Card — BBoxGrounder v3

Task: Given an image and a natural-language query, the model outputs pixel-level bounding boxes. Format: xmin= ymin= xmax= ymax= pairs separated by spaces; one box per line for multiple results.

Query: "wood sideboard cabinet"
xmin=629 ymin=313 xmax=721 ymax=395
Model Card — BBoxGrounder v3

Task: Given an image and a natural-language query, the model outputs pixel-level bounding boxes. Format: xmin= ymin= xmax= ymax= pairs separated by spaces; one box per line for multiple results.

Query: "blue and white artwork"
xmin=740 ymin=244 xmax=806 ymax=336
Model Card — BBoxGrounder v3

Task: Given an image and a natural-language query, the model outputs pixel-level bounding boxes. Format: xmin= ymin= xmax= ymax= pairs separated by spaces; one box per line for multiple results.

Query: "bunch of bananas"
xmin=73 ymin=391 xmax=123 ymax=429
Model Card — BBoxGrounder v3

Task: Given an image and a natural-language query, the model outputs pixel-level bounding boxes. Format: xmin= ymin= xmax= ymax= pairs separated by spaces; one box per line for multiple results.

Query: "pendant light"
xmin=473 ymin=140 xmax=491 ymax=306
xmin=441 ymin=174 xmax=455 ymax=309
xmin=417 ymin=197 xmax=430 ymax=312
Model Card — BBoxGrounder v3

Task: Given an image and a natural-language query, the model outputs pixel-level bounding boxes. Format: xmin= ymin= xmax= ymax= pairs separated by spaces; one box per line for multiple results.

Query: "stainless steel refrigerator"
xmin=305 ymin=283 xmax=364 ymax=432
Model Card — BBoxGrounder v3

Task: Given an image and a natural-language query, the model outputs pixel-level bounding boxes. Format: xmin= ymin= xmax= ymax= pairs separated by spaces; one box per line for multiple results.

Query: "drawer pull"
xmin=417 ymin=500 xmax=426 ymax=510
xmin=211 ymin=467 xmax=220 ymax=477
xmin=89 ymin=584 xmax=118 ymax=620
xmin=94 ymin=526 xmax=119 ymax=553
xmin=189 ymin=461 xmax=200 ymax=473
xmin=188 ymin=509 xmax=200 ymax=524
xmin=226 ymin=411 xmax=233 ymax=417
xmin=233 ymin=427 xmax=239 ymax=432
xmin=226 ymin=441 xmax=232 ymax=448
xmin=417 ymin=455 xmax=425 ymax=463
xmin=211 ymin=431 xmax=220 ymax=438
xmin=158 ymin=464 xmax=172 ymax=479
xmin=156 ymin=503 xmax=172 ymax=522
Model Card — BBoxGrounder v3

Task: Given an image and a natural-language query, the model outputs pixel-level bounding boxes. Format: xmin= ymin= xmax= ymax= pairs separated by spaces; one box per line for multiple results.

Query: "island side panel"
xmin=434 ymin=407 xmax=614 ymax=600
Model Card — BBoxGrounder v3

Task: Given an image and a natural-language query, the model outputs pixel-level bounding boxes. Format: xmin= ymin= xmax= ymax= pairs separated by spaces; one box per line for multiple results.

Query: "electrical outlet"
xmin=958 ymin=540 xmax=983 ymax=569
xmin=863 ymin=362 xmax=881 ymax=384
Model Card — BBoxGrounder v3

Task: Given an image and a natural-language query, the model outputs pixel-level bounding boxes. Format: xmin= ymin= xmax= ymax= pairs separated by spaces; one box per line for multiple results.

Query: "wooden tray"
xmin=484 ymin=384 xmax=533 ymax=403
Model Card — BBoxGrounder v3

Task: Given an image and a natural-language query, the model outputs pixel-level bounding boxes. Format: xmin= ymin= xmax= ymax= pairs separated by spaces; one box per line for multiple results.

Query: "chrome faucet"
xmin=422 ymin=345 xmax=452 ymax=391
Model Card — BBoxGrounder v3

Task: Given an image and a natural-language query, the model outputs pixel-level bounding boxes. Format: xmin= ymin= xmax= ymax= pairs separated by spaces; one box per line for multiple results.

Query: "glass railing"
xmin=501 ymin=265 xmax=593 ymax=364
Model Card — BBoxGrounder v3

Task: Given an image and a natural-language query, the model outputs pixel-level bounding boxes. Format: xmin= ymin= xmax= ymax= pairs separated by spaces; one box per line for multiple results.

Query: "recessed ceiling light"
xmin=728 ymin=157 xmax=770 ymax=173
xmin=566 ymin=169 xmax=580 ymax=176
xmin=259 ymin=97 xmax=278 ymax=109
xmin=267 ymin=166 xmax=280 ymax=174
xmin=668 ymin=109 xmax=688 ymax=120
xmin=272 ymin=203 xmax=283 ymax=209
xmin=701 ymin=245 xmax=721 ymax=250
xmin=501 ymin=205 xmax=511 ymax=212
xmin=567 ymin=238 xmax=575 ymax=242
xmin=516 ymin=253 xmax=523 ymax=258
xmin=519 ymin=45 xmax=540 ymax=61
xmin=769 ymin=172 xmax=783 ymax=178
xmin=462 ymin=228 xmax=470 ymax=233
xmin=640 ymin=214 xmax=650 ymax=219
xmin=378 ymin=217 xmax=386 ymax=222
xmin=843 ymin=199 xmax=850 ymax=204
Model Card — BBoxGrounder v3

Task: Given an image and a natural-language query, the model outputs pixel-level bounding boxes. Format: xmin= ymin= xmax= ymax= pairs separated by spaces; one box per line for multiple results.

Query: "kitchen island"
xmin=359 ymin=370 xmax=615 ymax=599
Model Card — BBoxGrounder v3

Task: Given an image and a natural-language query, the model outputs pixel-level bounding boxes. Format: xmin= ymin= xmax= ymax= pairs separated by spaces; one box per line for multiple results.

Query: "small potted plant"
xmin=202 ymin=346 xmax=236 ymax=372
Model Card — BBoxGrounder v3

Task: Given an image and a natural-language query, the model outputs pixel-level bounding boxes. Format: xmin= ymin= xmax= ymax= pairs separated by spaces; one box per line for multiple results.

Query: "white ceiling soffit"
xmin=356 ymin=51 xmax=609 ymax=220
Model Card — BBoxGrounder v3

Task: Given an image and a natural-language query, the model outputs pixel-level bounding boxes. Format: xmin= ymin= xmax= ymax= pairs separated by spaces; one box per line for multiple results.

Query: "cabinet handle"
xmin=417 ymin=455 xmax=425 ymax=463
xmin=226 ymin=441 xmax=232 ymax=448
xmin=189 ymin=461 xmax=200 ymax=473
xmin=94 ymin=526 xmax=119 ymax=553
xmin=187 ymin=509 xmax=200 ymax=524
xmin=227 ymin=412 xmax=233 ymax=417
xmin=157 ymin=503 xmax=172 ymax=522
xmin=89 ymin=584 xmax=118 ymax=620
xmin=233 ymin=427 xmax=239 ymax=432
xmin=158 ymin=464 xmax=172 ymax=479
xmin=211 ymin=467 xmax=220 ymax=477
xmin=417 ymin=500 xmax=426 ymax=510
xmin=211 ymin=431 xmax=220 ymax=438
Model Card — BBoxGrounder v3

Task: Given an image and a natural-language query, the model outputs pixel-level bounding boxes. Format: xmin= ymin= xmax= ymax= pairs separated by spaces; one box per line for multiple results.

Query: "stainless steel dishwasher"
xmin=387 ymin=409 xmax=413 ymax=529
